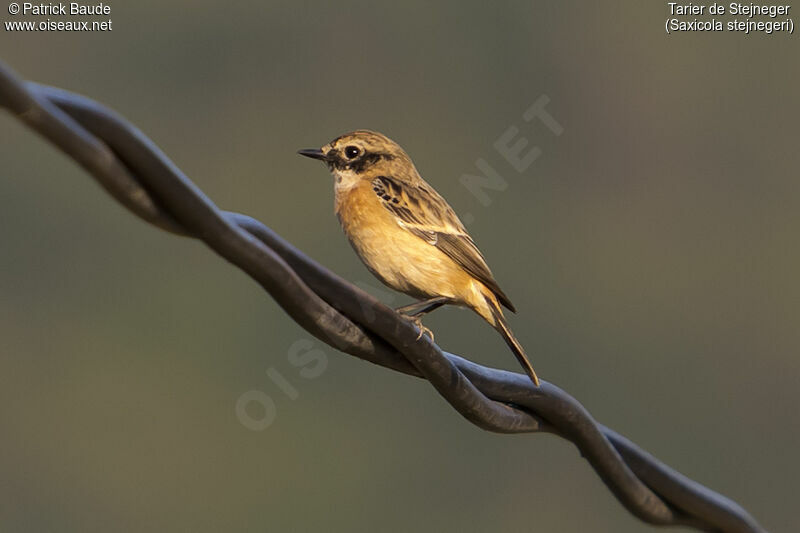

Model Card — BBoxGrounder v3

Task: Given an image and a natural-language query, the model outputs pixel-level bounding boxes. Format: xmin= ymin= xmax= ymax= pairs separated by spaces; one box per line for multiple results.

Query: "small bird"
xmin=299 ymin=130 xmax=539 ymax=386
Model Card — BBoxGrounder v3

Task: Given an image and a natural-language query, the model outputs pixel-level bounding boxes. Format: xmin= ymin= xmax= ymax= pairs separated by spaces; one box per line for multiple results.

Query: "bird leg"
xmin=395 ymin=296 xmax=449 ymax=317
xmin=395 ymin=297 xmax=449 ymax=341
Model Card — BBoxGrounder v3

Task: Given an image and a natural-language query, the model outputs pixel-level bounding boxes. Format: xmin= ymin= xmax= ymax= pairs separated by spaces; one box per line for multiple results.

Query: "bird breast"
xmin=334 ymin=180 xmax=472 ymax=302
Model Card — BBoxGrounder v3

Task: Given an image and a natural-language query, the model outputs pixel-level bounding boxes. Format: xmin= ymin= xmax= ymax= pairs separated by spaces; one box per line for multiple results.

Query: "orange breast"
xmin=335 ymin=181 xmax=474 ymax=302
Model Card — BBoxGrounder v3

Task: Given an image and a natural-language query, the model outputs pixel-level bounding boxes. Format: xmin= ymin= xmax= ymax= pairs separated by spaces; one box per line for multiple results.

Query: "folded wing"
xmin=371 ymin=175 xmax=516 ymax=312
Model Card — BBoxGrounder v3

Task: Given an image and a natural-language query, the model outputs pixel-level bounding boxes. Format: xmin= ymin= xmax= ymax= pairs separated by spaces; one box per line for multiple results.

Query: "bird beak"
xmin=297 ymin=148 xmax=328 ymax=161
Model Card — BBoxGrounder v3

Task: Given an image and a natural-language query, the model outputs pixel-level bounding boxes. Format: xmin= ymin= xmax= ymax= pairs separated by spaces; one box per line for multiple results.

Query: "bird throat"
xmin=331 ymin=168 xmax=363 ymax=193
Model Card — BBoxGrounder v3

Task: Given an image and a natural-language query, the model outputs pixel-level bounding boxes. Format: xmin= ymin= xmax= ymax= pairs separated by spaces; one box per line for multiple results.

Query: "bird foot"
xmin=400 ymin=314 xmax=435 ymax=342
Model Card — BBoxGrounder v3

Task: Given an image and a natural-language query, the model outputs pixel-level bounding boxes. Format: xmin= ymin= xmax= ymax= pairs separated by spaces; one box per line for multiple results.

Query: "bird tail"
xmin=483 ymin=293 xmax=540 ymax=386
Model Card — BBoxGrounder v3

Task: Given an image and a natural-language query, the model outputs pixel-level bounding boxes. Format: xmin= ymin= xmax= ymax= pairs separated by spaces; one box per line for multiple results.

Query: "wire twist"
xmin=0 ymin=60 xmax=766 ymax=533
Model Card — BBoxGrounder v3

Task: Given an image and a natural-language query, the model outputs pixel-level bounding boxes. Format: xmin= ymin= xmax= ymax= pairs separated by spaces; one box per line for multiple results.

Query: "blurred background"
xmin=0 ymin=2 xmax=797 ymax=531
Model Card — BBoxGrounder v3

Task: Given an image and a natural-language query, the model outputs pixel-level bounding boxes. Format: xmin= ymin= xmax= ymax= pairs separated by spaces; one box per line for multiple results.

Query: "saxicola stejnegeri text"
xmin=299 ymin=130 xmax=539 ymax=386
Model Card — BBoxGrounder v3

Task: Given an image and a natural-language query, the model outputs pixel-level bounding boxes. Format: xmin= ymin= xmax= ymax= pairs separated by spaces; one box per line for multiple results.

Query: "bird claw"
xmin=415 ymin=322 xmax=434 ymax=342
xmin=401 ymin=314 xmax=435 ymax=342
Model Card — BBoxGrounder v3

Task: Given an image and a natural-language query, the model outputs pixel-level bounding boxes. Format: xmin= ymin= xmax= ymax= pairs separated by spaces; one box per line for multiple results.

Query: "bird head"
xmin=298 ymin=130 xmax=416 ymax=187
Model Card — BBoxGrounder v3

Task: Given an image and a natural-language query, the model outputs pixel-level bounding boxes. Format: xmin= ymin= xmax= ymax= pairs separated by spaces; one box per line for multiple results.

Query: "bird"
xmin=298 ymin=130 xmax=539 ymax=386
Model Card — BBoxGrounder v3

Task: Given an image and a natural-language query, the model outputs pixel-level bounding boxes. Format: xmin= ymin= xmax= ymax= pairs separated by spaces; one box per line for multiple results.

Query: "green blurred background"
xmin=1 ymin=2 xmax=797 ymax=531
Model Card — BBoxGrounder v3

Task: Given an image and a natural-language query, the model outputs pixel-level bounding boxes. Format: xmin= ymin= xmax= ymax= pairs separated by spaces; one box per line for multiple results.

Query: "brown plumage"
xmin=299 ymin=130 xmax=539 ymax=386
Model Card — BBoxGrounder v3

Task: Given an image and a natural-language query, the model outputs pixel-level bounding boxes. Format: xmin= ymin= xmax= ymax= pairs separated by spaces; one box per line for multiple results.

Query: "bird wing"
xmin=371 ymin=175 xmax=516 ymax=312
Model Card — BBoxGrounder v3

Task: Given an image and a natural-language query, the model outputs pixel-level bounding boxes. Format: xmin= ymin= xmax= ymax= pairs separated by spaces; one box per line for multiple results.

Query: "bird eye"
xmin=344 ymin=145 xmax=361 ymax=159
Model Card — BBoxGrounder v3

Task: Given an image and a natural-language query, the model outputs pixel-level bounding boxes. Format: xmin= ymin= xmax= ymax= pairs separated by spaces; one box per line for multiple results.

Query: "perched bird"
xmin=299 ymin=130 xmax=539 ymax=386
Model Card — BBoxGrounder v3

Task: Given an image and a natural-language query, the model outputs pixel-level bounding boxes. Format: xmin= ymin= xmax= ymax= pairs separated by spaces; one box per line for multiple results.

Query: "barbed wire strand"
xmin=0 ymin=60 xmax=766 ymax=533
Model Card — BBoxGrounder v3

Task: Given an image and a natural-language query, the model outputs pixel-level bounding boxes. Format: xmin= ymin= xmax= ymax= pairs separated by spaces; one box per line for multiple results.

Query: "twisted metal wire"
xmin=0 ymin=60 xmax=767 ymax=533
